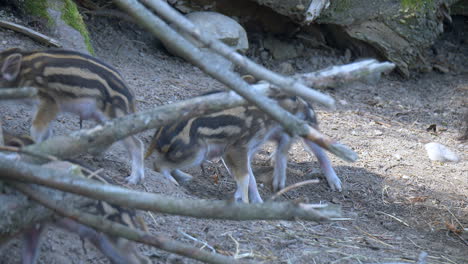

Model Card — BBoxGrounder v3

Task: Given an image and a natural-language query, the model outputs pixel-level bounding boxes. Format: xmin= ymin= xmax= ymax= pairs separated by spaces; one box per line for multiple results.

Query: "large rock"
xmin=184 ymin=11 xmax=248 ymax=53
xmin=166 ymin=11 xmax=249 ymax=70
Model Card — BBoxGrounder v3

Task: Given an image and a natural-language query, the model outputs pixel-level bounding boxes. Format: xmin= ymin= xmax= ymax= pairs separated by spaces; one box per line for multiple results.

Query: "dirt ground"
xmin=0 ymin=9 xmax=467 ymax=264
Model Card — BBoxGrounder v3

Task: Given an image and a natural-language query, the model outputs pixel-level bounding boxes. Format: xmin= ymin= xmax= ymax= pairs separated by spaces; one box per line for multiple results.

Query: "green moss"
xmin=24 ymin=0 xmax=53 ymax=25
xmin=61 ymin=0 xmax=94 ymax=54
xmin=401 ymin=0 xmax=433 ymax=10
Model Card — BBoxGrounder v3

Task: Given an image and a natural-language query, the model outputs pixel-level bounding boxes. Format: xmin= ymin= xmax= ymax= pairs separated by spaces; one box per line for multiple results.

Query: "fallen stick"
xmin=113 ymin=0 xmax=323 ymax=142
xmin=0 ymin=156 xmax=341 ymax=222
xmin=111 ymin=0 xmax=359 ymax=163
xmin=0 ymin=20 xmax=61 ymax=47
xmin=19 ymin=86 xmax=356 ymax=168
xmin=296 ymin=59 xmax=395 ymax=88
xmin=269 ymin=179 xmax=320 ymax=201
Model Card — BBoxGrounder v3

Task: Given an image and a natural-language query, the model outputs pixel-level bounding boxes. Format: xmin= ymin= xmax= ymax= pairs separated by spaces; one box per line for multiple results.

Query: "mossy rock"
xmin=316 ymin=0 xmax=459 ymax=77
xmin=22 ymin=0 xmax=93 ymax=54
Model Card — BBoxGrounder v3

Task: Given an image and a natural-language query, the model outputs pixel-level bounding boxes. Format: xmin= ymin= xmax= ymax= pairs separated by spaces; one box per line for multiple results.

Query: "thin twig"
xmin=453 ymin=232 xmax=468 ymax=247
xmin=446 ymin=208 xmax=465 ymax=229
xmin=269 ymin=179 xmax=320 ymax=201
xmin=84 ymin=168 xmax=104 ymax=179
xmin=228 ymin=234 xmax=255 ymax=259
xmin=296 ymin=59 xmax=395 ymax=88
xmin=0 ymin=20 xmax=61 ymax=47
xmin=0 ymin=156 xmax=340 ymax=221
xmin=179 ymin=230 xmax=216 ymax=253
xmin=229 ymin=234 xmax=240 ymax=257
xmin=354 ymin=225 xmax=394 ymax=248
xmin=143 ymin=184 xmax=160 ymax=227
xmin=0 ymin=145 xmax=58 ymax=162
xmin=376 ymin=211 xmax=410 ymax=227
xmin=10 ymin=181 xmax=238 ymax=264
xmin=0 ymin=87 xmax=38 ymax=99
xmin=440 ymin=254 xmax=458 ymax=264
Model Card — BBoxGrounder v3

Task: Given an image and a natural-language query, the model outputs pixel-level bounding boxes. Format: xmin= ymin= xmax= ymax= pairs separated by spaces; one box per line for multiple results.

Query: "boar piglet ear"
xmin=1 ymin=53 xmax=22 ymax=81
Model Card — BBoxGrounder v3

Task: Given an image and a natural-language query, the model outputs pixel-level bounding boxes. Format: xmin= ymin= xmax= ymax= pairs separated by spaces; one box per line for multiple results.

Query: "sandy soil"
xmin=0 ymin=10 xmax=467 ymax=264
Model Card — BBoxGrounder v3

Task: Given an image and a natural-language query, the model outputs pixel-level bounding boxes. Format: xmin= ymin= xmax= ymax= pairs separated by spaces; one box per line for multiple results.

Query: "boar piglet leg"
xmin=56 ymin=218 xmax=132 ymax=264
xmin=123 ymin=136 xmax=144 ymax=185
xmin=224 ymin=147 xmax=250 ymax=203
xmin=303 ymin=139 xmax=341 ymax=191
xmin=21 ymin=225 xmax=46 ymax=264
xmin=271 ymin=133 xmax=293 ymax=192
xmin=30 ymin=97 xmax=58 ymax=142
xmin=247 ymin=159 xmax=263 ymax=203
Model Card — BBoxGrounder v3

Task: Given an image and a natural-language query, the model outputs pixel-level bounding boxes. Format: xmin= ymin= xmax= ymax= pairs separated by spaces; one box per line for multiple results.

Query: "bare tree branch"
xmin=21 ymin=89 xmax=264 ymax=163
xmin=0 ymin=157 xmax=341 ymax=221
xmin=138 ymin=0 xmax=336 ymax=109
xmin=10 ymin=182 xmax=239 ymax=264
xmin=112 ymin=0 xmax=311 ymax=139
xmin=0 ymin=20 xmax=61 ymax=47
xmin=0 ymin=145 xmax=58 ymax=162
xmin=296 ymin=59 xmax=396 ymax=88
xmin=19 ymin=87 xmax=356 ymax=167
xmin=110 ymin=0 xmax=360 ymax=163
xmin=0 ymin=87 xmax=38 ymax=100
xmin=0 ymin=174 xmax=90 ymax=239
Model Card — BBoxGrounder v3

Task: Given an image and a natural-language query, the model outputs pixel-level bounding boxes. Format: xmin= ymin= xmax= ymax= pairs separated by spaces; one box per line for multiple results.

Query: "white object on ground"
xmin=424 ymin=142 xmax=460 ymax=162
